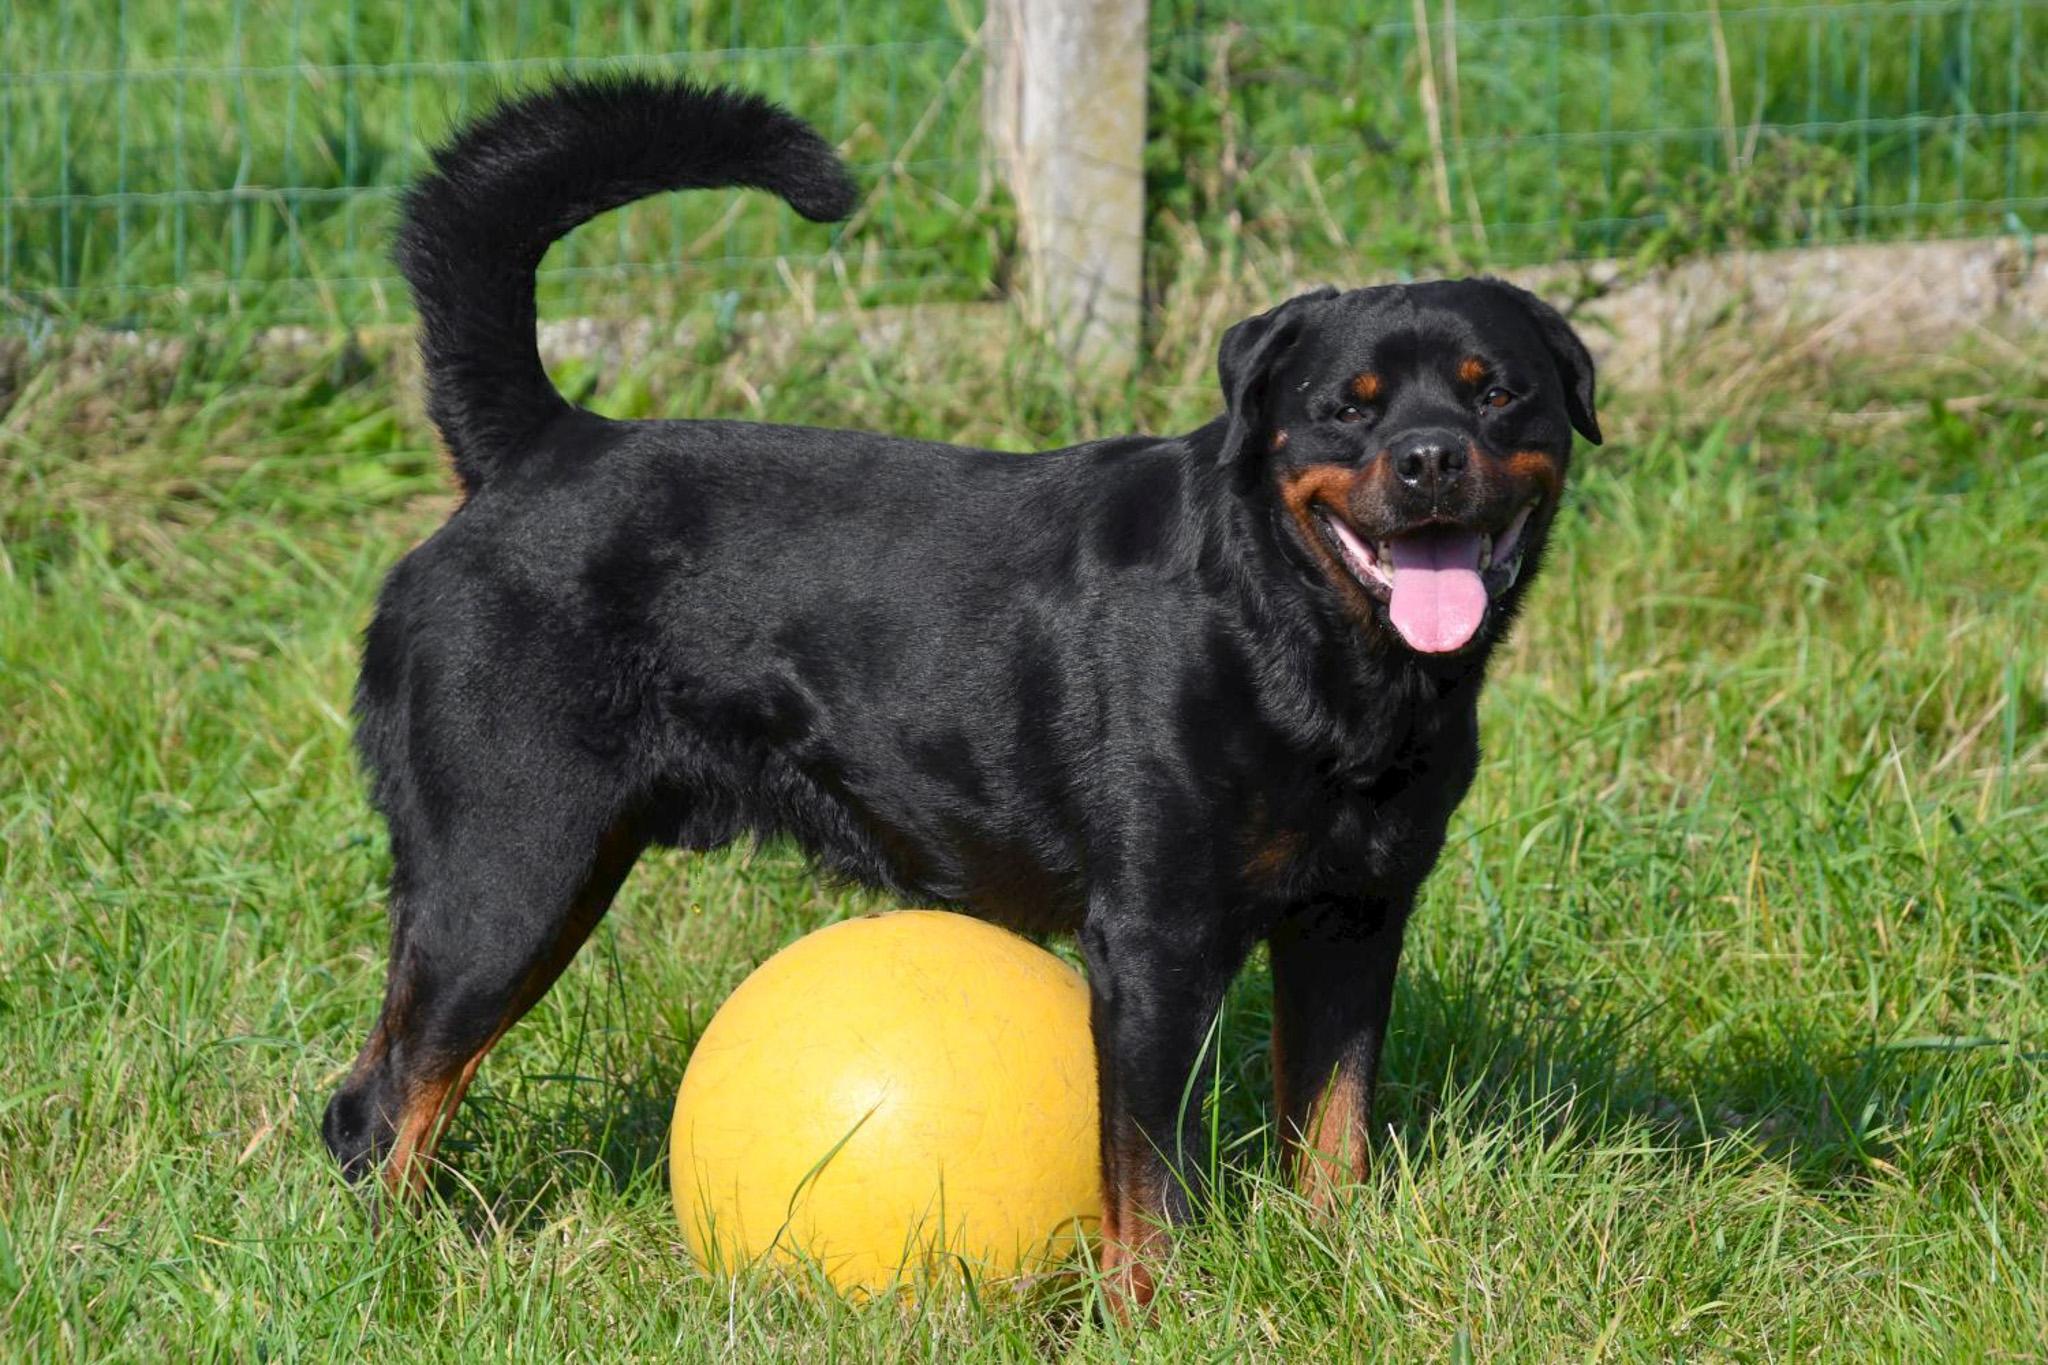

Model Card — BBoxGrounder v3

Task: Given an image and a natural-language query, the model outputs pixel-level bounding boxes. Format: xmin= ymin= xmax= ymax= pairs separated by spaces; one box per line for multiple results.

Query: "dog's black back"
xmin=327 ymin=77 xmax=1598 ymax=1308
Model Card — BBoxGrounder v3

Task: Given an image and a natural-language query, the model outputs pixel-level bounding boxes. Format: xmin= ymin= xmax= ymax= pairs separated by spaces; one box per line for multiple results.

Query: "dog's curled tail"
xmin=397 ymin=77 xmax=856 ymax=490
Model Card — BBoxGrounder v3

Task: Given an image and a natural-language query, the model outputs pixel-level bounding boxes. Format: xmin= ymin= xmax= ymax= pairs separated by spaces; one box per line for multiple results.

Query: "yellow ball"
xmin=670 ymin=910 xmax=1100 ymax=1294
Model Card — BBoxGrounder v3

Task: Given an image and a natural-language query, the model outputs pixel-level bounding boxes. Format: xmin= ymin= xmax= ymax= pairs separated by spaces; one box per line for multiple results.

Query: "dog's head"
xmin=1219 ymin=280 xmax=1600 ymax=657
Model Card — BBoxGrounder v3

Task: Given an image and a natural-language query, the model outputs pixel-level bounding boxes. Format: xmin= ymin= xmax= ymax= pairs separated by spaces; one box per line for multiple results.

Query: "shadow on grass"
xmin=428 ymin=1041 xmax=690 ymax=1232
xmin=430 ymin=945 xmax=1992 ymax=1236
xmin=1370 ymin=957 xmax=1994 ymax=1190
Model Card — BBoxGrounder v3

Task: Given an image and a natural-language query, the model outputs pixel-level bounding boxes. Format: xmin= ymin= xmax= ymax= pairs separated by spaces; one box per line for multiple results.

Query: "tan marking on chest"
xmin=1245 ymin=827 xmax=1305 ymax=882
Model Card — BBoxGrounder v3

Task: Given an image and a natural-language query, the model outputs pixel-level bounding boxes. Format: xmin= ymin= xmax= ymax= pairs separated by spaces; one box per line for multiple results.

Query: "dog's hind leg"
xmin=322 ymin=788 xmax=647 ymax=1198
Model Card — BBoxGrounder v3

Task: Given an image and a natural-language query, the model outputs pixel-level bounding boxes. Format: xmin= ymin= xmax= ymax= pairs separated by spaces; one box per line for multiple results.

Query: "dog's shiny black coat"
xmin=322 ymin=77 xmax=1598 ymax=1290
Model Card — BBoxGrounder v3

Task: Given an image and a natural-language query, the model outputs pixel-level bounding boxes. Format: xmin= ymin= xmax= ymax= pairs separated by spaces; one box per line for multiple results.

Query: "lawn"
xmin=0 ymin=308 xmax=2043 ymax=1358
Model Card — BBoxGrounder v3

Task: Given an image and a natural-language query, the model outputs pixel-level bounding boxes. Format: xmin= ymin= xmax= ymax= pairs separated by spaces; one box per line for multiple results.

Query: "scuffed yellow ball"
xmin=670 ymin=910 xmax=1100 ymax=1294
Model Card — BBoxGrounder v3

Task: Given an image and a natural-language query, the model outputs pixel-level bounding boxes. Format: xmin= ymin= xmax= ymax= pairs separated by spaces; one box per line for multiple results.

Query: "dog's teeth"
xmin=1479 ymin=534 xmax=1493 ymax=571
xmin=1504 ymin=555 xmax=1522 ymax=588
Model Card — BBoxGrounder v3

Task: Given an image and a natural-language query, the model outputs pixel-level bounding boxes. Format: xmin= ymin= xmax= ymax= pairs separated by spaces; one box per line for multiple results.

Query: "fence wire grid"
xmin=4 ymin=0 xmax=2044 ymax=329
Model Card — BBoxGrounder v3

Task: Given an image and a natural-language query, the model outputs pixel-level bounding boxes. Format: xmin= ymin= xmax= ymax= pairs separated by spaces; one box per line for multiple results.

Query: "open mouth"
xmin=1317 ymin=501 xmax=1539 ymax=654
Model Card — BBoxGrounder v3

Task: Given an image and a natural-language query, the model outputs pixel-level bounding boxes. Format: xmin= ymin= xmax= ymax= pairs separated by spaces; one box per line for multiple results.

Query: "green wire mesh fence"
xmin=1152 ymin=0 xmax=2046 ymax=280
xmin=3 ymin=2 xmax=993 ymax=328
xmin=4 ymin=0 xmax=2043 ymax=330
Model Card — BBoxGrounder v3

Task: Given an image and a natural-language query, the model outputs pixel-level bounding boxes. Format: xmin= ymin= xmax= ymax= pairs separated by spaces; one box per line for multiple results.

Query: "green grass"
xmin=0 ymin=309 xmax=2043 ymax=1359
xmin=7 ymin=0 xmax=2046 ymax=326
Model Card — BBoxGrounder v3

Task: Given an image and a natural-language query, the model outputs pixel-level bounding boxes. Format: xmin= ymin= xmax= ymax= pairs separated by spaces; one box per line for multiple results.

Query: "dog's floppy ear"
xmin=1217 ymin=286 xmax=1338 ymax=469
xmin=1489 ymin=280 xmax=1601 ymax=445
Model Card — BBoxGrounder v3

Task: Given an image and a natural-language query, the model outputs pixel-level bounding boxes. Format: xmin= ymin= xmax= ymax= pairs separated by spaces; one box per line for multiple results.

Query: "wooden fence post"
xmin=983 ymin=0 xmax=1149 ymax=373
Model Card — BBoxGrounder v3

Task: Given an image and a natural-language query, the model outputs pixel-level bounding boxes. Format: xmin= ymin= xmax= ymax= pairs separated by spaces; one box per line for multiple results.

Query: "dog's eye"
xmin=1335 ymin=404 xmax=1369 ymax=424
xmin=1481 ymin=387 xmax=1514 ymax=410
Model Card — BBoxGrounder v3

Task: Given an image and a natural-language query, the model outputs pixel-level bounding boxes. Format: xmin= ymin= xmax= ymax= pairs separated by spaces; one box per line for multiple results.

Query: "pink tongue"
xmin=1387 ymin=530 xmax=1489 ymax=653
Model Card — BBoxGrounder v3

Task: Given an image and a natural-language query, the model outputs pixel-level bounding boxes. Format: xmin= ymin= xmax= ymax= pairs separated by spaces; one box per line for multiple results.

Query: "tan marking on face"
xmin=1278 ymin=464 xmax=1382 ymax=621
xmin=1458 ymin=356 xmax=1487 ymax=385
xmin=1278 ymin=464 xmax=1361 ymax=535
xmin=1504 ymin=449 xmax=1563 ymax=497
xmin=1349 ymin=372 xmax=1382 ymax=401
xmin=1270 ymin=428 xmax=1289 ymax=451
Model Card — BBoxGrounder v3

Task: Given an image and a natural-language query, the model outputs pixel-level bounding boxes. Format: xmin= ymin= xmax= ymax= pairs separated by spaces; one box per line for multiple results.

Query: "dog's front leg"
xmin=1267 ymin=894 xmax=1412 ymax=1209
xmin=1078 ymin=898 xmax=1252 ymax=1315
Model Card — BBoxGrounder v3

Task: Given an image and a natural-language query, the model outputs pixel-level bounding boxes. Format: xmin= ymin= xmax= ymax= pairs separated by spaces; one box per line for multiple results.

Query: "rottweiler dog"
xmin=322 ymin=77 xmax=1599 ymax=1305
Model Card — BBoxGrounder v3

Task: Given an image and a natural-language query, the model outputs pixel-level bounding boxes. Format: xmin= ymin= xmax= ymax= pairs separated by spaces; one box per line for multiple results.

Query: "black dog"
xmin=322 ymin=77 xmax=1599 ymax=1305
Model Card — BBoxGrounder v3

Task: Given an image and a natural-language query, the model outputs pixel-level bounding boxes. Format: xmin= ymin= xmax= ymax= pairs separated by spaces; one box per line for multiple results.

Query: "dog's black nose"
xmin=1390 ymin=430 xmax=1468 ymax=492
xmin=1384 ymin=429 xmax=1466 ymax=493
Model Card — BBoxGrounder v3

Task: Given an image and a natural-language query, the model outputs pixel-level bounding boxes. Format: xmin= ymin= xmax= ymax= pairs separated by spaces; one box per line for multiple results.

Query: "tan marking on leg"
xmin=383 ymin=1070 xmax=461 ymax=1199
xmin=1291 ymin=1067 xmax=1368 ymax=1212
xmin=1099 ymin=1178 xmax=1162 ymax=1318
xmin=378 ymin=821 xmax=643 ymax=1199
xmin=1270 ymin=1017 xmax=1291 ymax=1131
xmin=380 ymin=1000 xmax=538 ymax=1200
xmin=1096 ymin=1128 xmax=1169 ymax=1319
